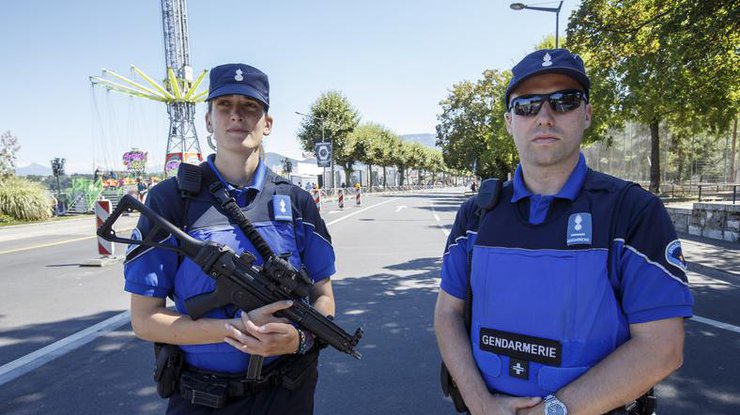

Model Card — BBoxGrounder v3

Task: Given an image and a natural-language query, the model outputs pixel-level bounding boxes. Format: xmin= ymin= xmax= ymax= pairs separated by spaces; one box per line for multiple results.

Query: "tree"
xmin=568 ymin=0 xmax=740 ymax=192
xmin=389 ymin=140 xmax=411 ymax=186
xmin=0 ymin=131 xmax=21 ymax=177
xmin=296 ymin=91 xmax=361 ymax=184
xmin=349 ymin=122 xmax=392 ymax=186
xmin=436 ymin=69 xmax=518 ymax=179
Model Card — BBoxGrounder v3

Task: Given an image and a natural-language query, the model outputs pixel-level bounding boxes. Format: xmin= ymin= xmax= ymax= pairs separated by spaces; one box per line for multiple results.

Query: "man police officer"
xmin=434 ymin=49 xmax=693 ymax=415
xmin=124 ymin=63 xmax=336 ymax=414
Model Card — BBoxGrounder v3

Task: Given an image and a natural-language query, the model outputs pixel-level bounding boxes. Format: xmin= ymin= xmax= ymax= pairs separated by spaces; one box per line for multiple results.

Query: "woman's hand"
xmin=223 ymin=300 xmax=300 ymax=357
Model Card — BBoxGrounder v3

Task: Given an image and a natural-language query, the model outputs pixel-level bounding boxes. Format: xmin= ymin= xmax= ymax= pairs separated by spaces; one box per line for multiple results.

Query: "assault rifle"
xmin=98 ymin=194 xmax=363 ymax=360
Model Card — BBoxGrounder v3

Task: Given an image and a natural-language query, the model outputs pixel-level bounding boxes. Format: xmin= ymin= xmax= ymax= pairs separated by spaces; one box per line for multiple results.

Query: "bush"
xmin=0 ymin=176 xmax=53 ymax=221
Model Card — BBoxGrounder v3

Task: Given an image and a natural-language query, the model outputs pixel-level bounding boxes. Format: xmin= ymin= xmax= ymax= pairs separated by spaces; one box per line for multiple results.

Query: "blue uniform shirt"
xmin=124 ymin=156 xmax=335 ymax=373
xmin=440 ymin=157 xmax=693 ymax=396
xmin=511 ymin=153 xmax=588 ymax=224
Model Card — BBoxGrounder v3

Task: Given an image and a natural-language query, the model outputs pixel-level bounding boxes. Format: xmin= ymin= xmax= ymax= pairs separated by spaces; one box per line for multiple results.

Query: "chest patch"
xmin=479 ymin=328 xmax=562 ymax=366
xmin=566 ymin=212 xmax=592 ymax=246
xmin=272 ymin=195 xmax=292 ymax=221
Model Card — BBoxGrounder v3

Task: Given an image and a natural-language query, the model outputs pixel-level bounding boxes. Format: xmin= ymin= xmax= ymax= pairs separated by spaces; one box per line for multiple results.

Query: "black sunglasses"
xmin=509 ymin=89 xmax=587 ymax=116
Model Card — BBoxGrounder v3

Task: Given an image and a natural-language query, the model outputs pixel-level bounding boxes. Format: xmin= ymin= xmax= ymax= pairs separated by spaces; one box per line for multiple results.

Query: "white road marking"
xmin=690 ymin=315 xmax=740 ymax=335
xmin=395 ymin=205 xmax=407 ymax=213
xmin=429 ymin=200 xmax=450 ymax=237
xmin=326 ymin=198 xmax=400 ymax=226
xmin=0 ymin=311 xmax=131 ymax=387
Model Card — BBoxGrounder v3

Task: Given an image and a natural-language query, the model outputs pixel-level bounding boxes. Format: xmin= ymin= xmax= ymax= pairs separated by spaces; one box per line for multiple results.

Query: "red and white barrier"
xmin=95 ymin=199 xmax=114 ymax=257
xmin=311 ymin=189 xmax=321 ymax=212
xmin=355 ymin=187 xmax=362 ymax=206
xmin=337 ymin=189 xmax=344 ymax=209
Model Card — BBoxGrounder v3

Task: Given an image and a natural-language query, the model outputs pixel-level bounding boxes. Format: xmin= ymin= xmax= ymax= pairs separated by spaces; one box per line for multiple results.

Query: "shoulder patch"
xmin=272 ymin=195 xmax=293 ymax=221
xmin=665 ymin=239 xmax=687 ymax=271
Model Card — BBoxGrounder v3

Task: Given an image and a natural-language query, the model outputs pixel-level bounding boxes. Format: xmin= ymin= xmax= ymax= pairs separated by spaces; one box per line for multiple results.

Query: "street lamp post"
xmin=510 ymin=1 xmax=564 ymax=48
xmin=50 ymin=157 xmax=66 ymax=214
xmin=295 ymin=111 xmax=334 ymax=189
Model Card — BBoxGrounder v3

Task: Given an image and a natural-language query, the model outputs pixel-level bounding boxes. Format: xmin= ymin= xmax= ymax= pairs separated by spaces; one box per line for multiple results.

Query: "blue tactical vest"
xmin=470 ymin=173 xmax=632 ymax=396
xmin=124 ymin=160 xmax=335 ymax=373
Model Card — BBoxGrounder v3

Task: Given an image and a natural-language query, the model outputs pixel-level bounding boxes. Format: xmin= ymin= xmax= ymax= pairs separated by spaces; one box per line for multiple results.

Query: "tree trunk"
xmin=649 ymin=120 xmax=661 ymax=194
xmin=343 ymin=165 xmax=354 ymax=186
xmin=367 ymin=164 xmax=372 ymax=187
xmin=730 ymin=117 xmax=737 ymax=183
xmin=383 ymin=166 xmax=387 ymax=186
xmin=399 ymin=167 xmax=405 ymax=186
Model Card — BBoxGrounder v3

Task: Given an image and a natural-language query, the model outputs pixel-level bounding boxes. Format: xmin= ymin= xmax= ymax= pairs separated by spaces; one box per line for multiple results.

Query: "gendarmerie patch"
xmin=479 ymin=328 xmax=562 ymax=366
xmin=566 ymin=212 xmax=592 ymax=246
xmin=272 ymin=195 xmax=292 ymax=221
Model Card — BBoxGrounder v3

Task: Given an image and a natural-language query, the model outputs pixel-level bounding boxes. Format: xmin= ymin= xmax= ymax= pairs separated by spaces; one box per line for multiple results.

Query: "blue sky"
xmin=1 ymin=0 xmax=581 ymax=173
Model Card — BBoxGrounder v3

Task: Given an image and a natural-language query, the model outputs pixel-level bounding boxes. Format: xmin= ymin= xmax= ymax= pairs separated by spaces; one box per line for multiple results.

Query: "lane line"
xmin=429 ymin=201 xmax=450 ymax=237
xmin=691 ymin=315 xmax=740 ymax=335
xmin=0 ymin=311 xmax=131 ymax=387
xmin=0 ymin=227 xmax=134 ymax=256
xmin=326 ymin=198 xmax=400 ymax=226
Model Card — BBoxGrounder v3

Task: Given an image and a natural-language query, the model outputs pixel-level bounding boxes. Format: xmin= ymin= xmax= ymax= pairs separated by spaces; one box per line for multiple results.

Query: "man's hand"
xmin=469 ymin=394 xmax=541 ymax=415
xmin=516 ymin=401 xmax=545 ymax=415
xmin=223 ymin=300 xmax=300 ymax=356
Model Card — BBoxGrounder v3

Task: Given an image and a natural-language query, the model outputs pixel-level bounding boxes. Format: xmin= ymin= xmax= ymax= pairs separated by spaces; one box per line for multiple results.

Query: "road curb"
xmin=79 ymin=256 xmax=125 ymax=267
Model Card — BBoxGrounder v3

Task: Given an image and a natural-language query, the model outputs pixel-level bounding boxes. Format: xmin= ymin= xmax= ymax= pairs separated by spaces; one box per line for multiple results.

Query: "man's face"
xmin=505 ymin=73 xmax=592 ymax=170
xmin=206 ymin=94 xmax=273 ymax=155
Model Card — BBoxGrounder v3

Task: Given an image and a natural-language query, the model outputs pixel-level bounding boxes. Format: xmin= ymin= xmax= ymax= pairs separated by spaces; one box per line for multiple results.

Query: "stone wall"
xmin=665 ymin=203 xmax=739 ymax=242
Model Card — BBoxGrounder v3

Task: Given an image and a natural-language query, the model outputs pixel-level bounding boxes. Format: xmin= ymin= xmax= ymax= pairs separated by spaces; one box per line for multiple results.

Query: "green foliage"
xmin=436 ymin=69 xmax=517 ymax=179
xmin=0 ymin=176 xmax=53 ymax=221
xmin=296 ymin=90 xmax=361 ymax=179
xmin=567 ymin=0 xmax=740 ymax=191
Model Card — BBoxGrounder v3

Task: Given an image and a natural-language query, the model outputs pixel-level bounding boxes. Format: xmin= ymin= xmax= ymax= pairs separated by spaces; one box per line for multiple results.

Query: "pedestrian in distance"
xmin=124 ymin=63 xmax=337 ymax=414
xmin=136 ymin=176 xmax=148 ymax=202
xmin=434 ymin=48 xmax=693 ymax=415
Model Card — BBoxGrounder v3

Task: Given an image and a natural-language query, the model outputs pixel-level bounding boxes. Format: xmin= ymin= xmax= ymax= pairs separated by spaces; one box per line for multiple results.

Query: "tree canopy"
xmin=567 ymin=0 xmax=740 ymax=191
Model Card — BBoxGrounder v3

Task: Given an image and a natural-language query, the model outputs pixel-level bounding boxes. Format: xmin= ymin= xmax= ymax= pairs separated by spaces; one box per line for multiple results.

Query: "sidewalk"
xmin=679 ymin=232 xmax=739 ymax=279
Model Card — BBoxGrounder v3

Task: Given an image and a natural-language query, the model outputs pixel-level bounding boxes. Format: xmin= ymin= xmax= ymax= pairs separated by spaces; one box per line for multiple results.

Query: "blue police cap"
xmin=206 ymin=63 xmax=270 ymax=111
xmin=505 ymin=48 xmax=590 ymax=107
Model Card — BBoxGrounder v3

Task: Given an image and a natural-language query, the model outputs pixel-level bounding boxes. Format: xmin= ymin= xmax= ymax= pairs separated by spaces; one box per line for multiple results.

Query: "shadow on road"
xmin=0 ymin=315 xmax=164 ymax=415
xmin=315 ymin=256 xmax=452 ymax=415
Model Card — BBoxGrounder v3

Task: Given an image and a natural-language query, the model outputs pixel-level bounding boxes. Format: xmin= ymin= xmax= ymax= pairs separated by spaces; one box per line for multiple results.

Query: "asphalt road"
xmin=0 ymin=189 xmax=738 ymax=414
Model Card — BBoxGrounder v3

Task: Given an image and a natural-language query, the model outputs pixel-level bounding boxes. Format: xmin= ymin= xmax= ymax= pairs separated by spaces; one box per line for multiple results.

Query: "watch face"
xmin=546 ymin=404 xmax=565 ymax=415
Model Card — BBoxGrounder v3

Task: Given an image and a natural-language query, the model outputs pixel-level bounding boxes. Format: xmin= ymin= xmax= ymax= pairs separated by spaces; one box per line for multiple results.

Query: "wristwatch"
xmin=544 ymin=394 xmax=568 ymax=415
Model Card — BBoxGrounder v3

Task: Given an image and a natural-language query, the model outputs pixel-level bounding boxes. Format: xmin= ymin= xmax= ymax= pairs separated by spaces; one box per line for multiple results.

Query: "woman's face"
xmin=206 ymin=94 xmax=272 ymax=156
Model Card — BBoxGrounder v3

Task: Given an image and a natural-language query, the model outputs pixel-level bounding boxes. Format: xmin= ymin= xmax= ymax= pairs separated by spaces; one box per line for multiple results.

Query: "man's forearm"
xmin=523 ymin=318 xmax=685 ymax=415
xmin=434 ymin=301 xmax=490 ymax=410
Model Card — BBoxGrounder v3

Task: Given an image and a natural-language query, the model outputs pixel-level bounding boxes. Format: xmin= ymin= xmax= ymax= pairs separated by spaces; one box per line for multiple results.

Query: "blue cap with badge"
xmin=505 ymin=48 xmax=590 ymax=107
xmin=206 ymin=63 xmax=270 ymax=111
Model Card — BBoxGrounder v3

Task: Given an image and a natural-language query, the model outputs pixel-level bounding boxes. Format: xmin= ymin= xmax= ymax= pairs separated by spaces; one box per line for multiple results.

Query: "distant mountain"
xmin=400 ymin=133 xmax=438 ymax=149
xmin=16 ymin=163 xmax=52 ymax=176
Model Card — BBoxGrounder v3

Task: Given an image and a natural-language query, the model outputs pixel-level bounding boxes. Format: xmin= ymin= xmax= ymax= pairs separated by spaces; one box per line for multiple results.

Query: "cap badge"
xmin=234 ymin=69 xmax=244 ymax=82
xmin=542 ymin=53 xmax=553 ymax=67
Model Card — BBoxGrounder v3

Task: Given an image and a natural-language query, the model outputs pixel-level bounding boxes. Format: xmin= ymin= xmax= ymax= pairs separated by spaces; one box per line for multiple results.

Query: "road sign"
xmin=315 ymin=142 xmax=332 ymax=167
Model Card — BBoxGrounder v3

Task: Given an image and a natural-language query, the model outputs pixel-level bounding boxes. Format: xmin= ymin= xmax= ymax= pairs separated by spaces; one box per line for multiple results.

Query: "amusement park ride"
xmin=90 ymin=0 xmax=205 ymax=177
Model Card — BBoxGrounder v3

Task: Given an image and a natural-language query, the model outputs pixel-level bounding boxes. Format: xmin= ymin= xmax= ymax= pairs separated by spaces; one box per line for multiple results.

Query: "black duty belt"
xmin=179 ymin=349 xmax=320 ymax=409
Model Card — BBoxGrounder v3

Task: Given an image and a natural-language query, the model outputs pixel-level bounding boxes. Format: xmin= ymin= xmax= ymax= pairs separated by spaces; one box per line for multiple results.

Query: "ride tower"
xmin=90 ymin=0 xmax=207 ymax=177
